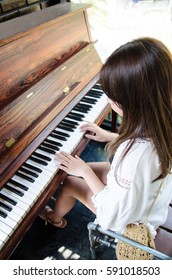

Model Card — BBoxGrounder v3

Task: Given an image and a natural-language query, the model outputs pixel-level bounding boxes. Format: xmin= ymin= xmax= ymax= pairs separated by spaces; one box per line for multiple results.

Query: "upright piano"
xmin=0 ymin=2 xmax=111 ymax=259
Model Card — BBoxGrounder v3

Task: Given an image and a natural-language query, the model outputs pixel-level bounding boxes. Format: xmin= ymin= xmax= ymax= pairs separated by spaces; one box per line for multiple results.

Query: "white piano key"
xmin=7 ymin=181 xmax=37 ymax=202
xmin=25 ymin=159 xmax=54 ymax=177
xmin=0 ymin=215 xmax=18 ymax=229
xmin=3 ymin=186 xmax=33 ymax=207
xmin=0 ymin=199 xmax=26 ymax=219
xmin=0 ymin=238 xmax=5 ymax=250
xmin=0 ymin=221 xmax=14 ymax=236
xmin=46 ymin=136 xmax=75 ymax=154
xmin=12 ymin=174 xmax=51 ymax=193
xmin=0 ymin=230 xmax=8 ymax=246
xmin=4 ymin=209 xmax=22 ymax=224
xmin=34 ymin=148 xmax=57 ymax=165
xmin=1 ymin=189 xmax=31 ymax=211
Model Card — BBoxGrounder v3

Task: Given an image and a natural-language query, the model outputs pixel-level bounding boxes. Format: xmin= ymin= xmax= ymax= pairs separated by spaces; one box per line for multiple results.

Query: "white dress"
xmin=92 ymin=139 xmax=172 ymax=238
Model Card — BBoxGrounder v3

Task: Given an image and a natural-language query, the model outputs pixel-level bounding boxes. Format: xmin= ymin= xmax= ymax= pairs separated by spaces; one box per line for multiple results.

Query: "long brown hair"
xmin=100 ymin=37 xmax=172 ymax=179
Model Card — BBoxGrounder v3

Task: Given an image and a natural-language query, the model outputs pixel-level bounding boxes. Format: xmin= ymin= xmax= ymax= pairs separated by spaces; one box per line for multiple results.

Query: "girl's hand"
xmin=80 ymin=122 xmax=118 ymax=142
xmin=55 ymin=151 xmax=90 ymax=177
xmin=55 ymin=151 xmax=106 ymax=194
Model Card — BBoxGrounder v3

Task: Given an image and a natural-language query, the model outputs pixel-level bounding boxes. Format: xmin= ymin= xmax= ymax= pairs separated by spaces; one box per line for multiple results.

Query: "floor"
xmin=9 ymin=140 xmax=115 ymax=260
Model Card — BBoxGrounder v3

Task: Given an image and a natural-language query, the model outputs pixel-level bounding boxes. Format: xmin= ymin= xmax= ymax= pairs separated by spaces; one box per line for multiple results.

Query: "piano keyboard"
xmin=0 ymin=84 xmax=108 ymax=250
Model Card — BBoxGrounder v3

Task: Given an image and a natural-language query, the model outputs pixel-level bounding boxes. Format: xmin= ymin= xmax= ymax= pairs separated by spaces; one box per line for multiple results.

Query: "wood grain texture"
xmin=0 ymin=44 xmax=102 ymax=174
xmin=0 ymin=11 xmax=90 ymax=107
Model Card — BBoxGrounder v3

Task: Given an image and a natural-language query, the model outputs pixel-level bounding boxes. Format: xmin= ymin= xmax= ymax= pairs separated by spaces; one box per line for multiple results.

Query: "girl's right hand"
xmin=80 ymin=122 xmax=118 ymax=142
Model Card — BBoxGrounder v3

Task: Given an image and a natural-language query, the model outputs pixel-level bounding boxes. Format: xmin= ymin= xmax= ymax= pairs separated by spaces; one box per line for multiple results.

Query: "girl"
xmin=40 ymin=37 xmax=172 ymax=238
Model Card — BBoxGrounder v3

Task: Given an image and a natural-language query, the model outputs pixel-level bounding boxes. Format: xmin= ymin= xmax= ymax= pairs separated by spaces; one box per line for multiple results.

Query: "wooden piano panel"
xmin=0 ymin=3 xmax=91 ymax=108
xmin=0 ymin=44 xmax=102 ymax=177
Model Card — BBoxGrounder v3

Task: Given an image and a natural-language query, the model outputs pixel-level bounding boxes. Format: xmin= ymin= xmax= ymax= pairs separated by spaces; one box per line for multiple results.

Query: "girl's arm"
xmin=55 ymin=151 xmax=106 ymax=194
xmin=80 ymin=122 xmax=118 ymax=142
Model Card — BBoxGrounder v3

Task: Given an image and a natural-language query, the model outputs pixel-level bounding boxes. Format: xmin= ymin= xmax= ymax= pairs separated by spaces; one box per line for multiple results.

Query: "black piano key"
xmin=0 ymin=193 xmax=17 ymax=206
xmin=56 ymin=124 xmax=74 ymax=132
xmin=4 ymin=184 xmax=24 ymax=197
xmin=79 ymin=102 xmax=92 ymax=109
xmin=93 ymin=84 xmax=102 ymax=90
xmin=61 ymin=120 xmax=78 ymax=129
xmin=42 ymin=142 xmax=60 ymax=151
xmin=79 ymin=102 xmax=93 ymax=109
xmin=33 ymin=151 xmax=51 ymax=162
xmin=74 ymin=104 xmax=90 ymax=112
xmin=0 ymin=201 xmax=12 ymax=212
xmin=52 ymin=129 xmax=70 ymax=141
xmin=61 ymin=119 xmax=79 ymax=126
xmin=30 ymin=156 xmax=48 ymax=166
xmin=69 ymin=112 xmax=85 ymax=118
xmin=9 ymin=179 xmax=28 ymax=191
xmin=73 ymin=106 xmax=88 ymax=113
xmin=23 ymin=162 xmax=42 ymax=173
xmin=45 ymin=139 xmax=63 ymax=147
xmin=67 ymin=113 xmax=83 ymax=122
xmin=50 ymin=131 xmax=67 ymax=141
xmin=86 ymin=91 xmax=102 ymax=98
xmin=39 ymin=145 xmax=56 ymax=155
xmin=20 ymin=166 xmax=38 ymax=178
xmin=82 ymin=97 xmax=97 ymax=104
xmin=0 ymin=209 xmax=7 ymax=219
xmin=53 ymin=130 xmax=70 ymax=138
xmin=16 ymin=171 xmax=35 ymax=183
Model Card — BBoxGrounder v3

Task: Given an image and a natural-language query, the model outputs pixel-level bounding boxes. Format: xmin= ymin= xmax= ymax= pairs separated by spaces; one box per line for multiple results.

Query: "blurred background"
xmin=71 ymin=0 xmax=172 ymax=61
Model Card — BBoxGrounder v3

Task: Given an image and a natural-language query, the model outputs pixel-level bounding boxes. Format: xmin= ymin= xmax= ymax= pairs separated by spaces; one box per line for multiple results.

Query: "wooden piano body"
xmin=0 ymin=2 xmax=111 ymax=259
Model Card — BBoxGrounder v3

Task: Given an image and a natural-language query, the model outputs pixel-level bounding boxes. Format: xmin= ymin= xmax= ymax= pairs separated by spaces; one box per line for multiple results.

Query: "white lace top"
xmin=92 ymin=139 xmax=172 ymax=238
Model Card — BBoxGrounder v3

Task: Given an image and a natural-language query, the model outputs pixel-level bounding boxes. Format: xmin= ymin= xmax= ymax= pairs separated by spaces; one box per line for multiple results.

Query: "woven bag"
xmin=116 ymin=178 xmax=164 ymax=260
xmin=116 ymin=223 xmax=155 ymax=260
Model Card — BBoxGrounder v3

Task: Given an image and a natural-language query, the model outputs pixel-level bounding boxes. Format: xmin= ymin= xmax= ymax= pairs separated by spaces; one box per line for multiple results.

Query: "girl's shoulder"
xmin=112 ymin=138 xmax=160 ymax=185
xmin=119 ymin=138 xmax=155 ymax=155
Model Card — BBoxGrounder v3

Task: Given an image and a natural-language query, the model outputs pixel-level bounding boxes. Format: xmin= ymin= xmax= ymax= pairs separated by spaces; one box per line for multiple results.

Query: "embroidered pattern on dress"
xmin=120 ymin=138 xmax=151 ymax=147
xmin=135 ymin=138 xmax=151 ymax=144
xmin=116 ymin=175 xmax=132 ymax=188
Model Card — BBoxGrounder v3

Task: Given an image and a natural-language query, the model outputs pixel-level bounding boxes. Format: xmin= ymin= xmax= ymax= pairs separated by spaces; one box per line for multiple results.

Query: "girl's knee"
xmin=61 ymin=176 xmax=79 ymax=194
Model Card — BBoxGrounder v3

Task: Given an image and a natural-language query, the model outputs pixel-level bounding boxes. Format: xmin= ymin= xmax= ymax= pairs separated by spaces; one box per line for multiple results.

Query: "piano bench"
xmin=87 ymin=200 xmax=172 ymax=260
xmin=155 ymin=204 xmax=172 ymax=257
xmin=87 ymin=221 xmax=172 ymax=260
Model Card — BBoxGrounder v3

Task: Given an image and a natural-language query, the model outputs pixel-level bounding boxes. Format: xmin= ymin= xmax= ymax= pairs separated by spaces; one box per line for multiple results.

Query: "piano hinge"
xmin=63 ymin=86 xmax=70 ymax=95
xmin=26 ymin=92 xmax=34 ymax=99
xmin=86 ymin=47 xmax=90 ymax=52
xmin=5 ymin=137 xmax=16 ymax=148
xmin=61 ymin=66 xmax=67 ymax=71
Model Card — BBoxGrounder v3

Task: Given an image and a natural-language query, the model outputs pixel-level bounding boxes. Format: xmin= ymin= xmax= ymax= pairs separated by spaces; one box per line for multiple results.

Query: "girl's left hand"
xmin=55 ymin=151 xmax=90 ymax=177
